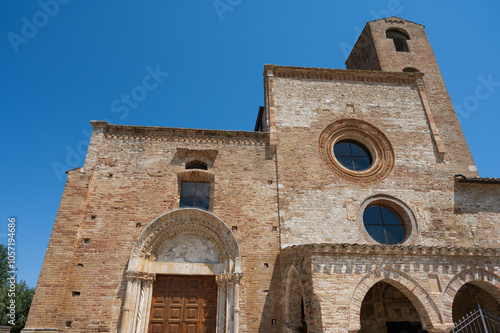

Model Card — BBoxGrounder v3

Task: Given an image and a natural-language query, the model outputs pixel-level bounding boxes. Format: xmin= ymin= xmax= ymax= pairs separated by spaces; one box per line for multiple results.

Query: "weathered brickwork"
xmin=267 ymin=70 xmax=498 ymax=249
xmin=26 ymin=125 xmax=282 ymax=333
xmin=347 ymin=17 xmax=477 ymax=176
xmin=271 ymin=17 xmax=500 ymax=333
xmin=25 ymin=16 xmax=500 ymax=333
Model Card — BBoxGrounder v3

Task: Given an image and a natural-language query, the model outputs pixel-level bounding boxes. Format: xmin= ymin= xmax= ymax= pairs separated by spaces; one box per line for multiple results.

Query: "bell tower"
xmin=346 ymin=16 xmax=478 ymax=176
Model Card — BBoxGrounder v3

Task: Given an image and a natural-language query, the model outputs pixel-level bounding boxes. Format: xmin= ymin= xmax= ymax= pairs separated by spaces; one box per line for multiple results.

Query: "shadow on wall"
xmin=116 ymin=261 xmax=130 ymax=333
xmin=258 ymin=254 xmax=283 ymax=332
xmin=454 ymin=182 xmax=500 ymax=214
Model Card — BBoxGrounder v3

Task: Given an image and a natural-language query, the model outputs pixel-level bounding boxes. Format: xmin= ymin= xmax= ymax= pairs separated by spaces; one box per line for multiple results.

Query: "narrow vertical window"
xmin=180 ymin=182 xmax=210 ymax=210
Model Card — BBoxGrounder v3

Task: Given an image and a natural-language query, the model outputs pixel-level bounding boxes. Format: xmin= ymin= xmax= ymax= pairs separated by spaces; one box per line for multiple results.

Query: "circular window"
xmin=334 ymin=140 xmax=373 ymax=171
xmin=319 ymin=119 xmax=395 ymax=183
xmin=363 ymin=204 xmax=404 ymax=244
xmin=357 ymin=195 xmax=418 ymax=245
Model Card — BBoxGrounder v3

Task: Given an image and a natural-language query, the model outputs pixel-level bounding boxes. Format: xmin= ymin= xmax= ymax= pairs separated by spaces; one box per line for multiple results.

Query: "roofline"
xmin=90 ymin=121 xmax=270 ymax=145
xmin=91 ymin=121 xmax=265 ymax=136
xmin=367 ymin=16 xmax=425 ymax=28
xmin=264 ymin=64 xmax=423 ymax=85
xmin=454 ymin=174 xmax=500 ymax=184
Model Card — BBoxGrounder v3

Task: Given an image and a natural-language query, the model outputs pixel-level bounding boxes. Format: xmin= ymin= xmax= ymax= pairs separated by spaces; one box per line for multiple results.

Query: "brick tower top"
xmin=346 ymin=16 xmax=478 ymax=176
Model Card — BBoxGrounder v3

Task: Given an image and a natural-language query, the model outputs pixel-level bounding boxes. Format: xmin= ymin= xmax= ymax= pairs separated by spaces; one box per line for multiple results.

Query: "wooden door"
xmin=148 ymin=275 xmax=217 ymax=333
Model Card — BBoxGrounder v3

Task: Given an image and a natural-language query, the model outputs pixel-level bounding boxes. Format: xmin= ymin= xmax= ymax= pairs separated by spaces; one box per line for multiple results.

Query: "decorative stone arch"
xmin=119 ymin=208 xmax=242 ymax=333
xmin=442 ymin=268 xmax=500 ymax=326
xmin=348 ymin=267 xmax=444 ymax=333
xmin=284 ymin=266 xmax=307 ymax=333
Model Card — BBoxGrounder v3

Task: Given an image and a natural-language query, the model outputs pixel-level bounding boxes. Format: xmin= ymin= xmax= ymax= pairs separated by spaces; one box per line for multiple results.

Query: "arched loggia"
xmin=348 ymin=268 xmax=444 ymax=332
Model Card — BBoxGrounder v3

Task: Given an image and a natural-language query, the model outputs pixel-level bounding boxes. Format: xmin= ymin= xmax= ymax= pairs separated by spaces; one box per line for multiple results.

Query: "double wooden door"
xmin=148 ymin=275 xmax=217 ymax=333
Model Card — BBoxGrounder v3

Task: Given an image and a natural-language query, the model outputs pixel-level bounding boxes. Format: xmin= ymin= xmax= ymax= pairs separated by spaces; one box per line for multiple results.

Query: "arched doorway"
xmin=118 ymin=209 xmax=241 ymax=333
xmin=359 ymin=282 xmax=428 ymax=333
xmin=452 ymin=282 xmax=500 ymax=323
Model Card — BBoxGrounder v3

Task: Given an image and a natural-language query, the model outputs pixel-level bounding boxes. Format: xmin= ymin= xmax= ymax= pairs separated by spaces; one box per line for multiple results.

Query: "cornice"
xmin=264 ymin=64 xmax=423 ymax=86
xmin=454 ymin=174 xmax=500 ymax=185
xmin=283 ymin=243 xmax=500 ymax=257
xmin=90 ymin=121 xmax=269 ymax=146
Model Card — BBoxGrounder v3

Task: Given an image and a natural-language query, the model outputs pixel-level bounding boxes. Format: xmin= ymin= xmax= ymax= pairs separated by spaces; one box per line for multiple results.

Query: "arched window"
xmin=386 ymin=28 xmax=410 ymax=52
xmin=185 ymin=160 xmax=208 ymax=170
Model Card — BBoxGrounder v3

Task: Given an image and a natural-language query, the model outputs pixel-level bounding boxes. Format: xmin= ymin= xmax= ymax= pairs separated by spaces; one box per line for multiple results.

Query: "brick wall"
xmin=27 ymin=125 xmax=282 ymax=333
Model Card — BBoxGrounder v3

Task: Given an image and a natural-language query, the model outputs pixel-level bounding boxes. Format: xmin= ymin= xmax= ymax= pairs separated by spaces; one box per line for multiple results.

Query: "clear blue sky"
xmin=1 ymin=1 xmax=499 ymax=288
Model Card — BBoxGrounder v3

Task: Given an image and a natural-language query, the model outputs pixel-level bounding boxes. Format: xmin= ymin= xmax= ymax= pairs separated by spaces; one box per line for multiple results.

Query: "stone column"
xmin=135 ymin=274 xmax=156 ymax=333
xmin=216 ymin=273 xmax=231 ymax=333
xmin=231 ymin=273 xmax=242 ymax=333
xmin=120 ymin=272 xmax=142 ymax=333
xmin=119 ymin=271 xmax=156 ymax=333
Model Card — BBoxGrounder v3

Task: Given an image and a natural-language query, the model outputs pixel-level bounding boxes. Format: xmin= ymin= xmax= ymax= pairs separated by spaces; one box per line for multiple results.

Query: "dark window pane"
xmin=385 ymin=225 xmax=405 ymax=244
xmin=196 ymin=183 xmax=211 ymax=198
xmin=381 ymin=206 xmax=403 ymax=226
xmin=363 ymin=206 xmax=383 ymax=225
xmin=334 ymin=140 xmax=373 ymax=171
xmin=353 ymin=156 xmax=372 ymax=171
xmin=180 ymin=197 xmax=194 ymax=208
xmin=181 ymin=182 xmax=196 ymax=197
xmin=334 ymin=142 xmax=351 ymax=156
xmin=336 ymin=156 xmax=354 ymax=169
xmin=195 ymin=197 xmax=210 ymax=210
xmin=350 ymin=143 xmax=370 ymax=157
xmin=185 ymin=161 xmax=207 ymax=170
xmin=386 ymin=30 xmax=409 ymax=40
xmin=365 ymin=204 xmax=406 ymax=244
xmin=393 ymin=38 xmax=408 ymax=52
xmin=365 ymin=225 xmax=386 ymax=244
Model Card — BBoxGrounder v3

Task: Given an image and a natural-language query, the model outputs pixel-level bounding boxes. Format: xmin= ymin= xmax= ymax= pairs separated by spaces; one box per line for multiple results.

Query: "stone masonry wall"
xmin=267 ymin=72 xmax=500 ymax=249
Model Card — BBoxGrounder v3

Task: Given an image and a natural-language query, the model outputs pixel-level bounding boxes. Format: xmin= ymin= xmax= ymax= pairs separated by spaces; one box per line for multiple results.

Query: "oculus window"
xmin=334 ymin=140 xmax=373 ymax=171
xmin=318 ymin=119 xmax=395 ymax=183
xmin=180 ymin=182 xmax=210 ymax=210
xmin=363 ymin=204 xmax=405 ymax=244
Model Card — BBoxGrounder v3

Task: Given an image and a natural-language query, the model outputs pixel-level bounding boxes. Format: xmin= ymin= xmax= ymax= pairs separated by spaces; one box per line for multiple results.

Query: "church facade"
xmin=24 ymin=17 xmax=500 ymax=333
